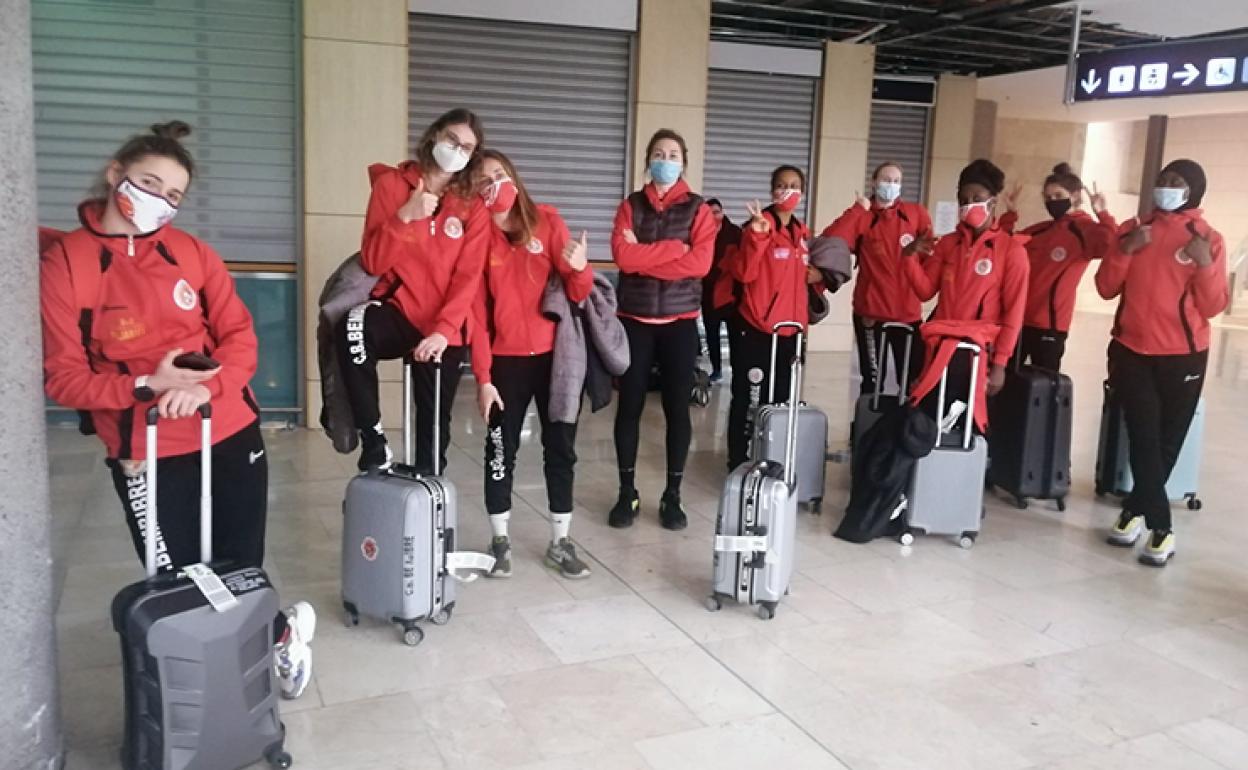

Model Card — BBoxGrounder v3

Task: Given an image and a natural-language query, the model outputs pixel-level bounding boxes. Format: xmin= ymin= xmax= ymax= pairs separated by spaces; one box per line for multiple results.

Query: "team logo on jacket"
xmin=774 ymin=247 xmax=792 ymax=260
xmin=361 ymin=536 xmax=379 ymax=562
xmin=974 ymin=258 xmax=993 ymax=276
xmin=526 ymin=237 xmax=544 ymax=254
xmin=172 ymin=279 xmax=197 ymax=311
xmin=1174 ymin=247 xmax=1194 ymax=266
xmin=899 ymin=233 xmax=915 ymax=249
xmin=444 ymin=216 xmax=464 ymax=239
xmin=110 ymin=316 xmax=147 ymax=342
xmin=1050 ymin=246 xmax=1068 ymax=262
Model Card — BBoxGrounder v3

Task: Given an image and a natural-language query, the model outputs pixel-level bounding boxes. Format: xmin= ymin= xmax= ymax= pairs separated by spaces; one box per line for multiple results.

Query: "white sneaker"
xmin=275 ymin=601 xmax=316 ymax=699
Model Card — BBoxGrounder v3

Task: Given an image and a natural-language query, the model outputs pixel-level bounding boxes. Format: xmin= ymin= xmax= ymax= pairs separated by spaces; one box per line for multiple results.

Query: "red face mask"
xmin=482 ymin=177 xmax=518 ymax=214
xmin=773 ymin=188 xmax=802 ymax=212
xmin=959 ymin=200 xmax=993 ymax=229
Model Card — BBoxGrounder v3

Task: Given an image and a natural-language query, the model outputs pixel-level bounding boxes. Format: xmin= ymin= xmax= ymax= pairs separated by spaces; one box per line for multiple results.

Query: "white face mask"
xmin=1153 ymin=186 xmax=1188 ymax=212
xmin=115 ymin=177 xmax=178 ymax=233
xmin=875 ymin=182 xmax=902 ymax=204
xmin=432 ymin=140 xmax=471 ymax=173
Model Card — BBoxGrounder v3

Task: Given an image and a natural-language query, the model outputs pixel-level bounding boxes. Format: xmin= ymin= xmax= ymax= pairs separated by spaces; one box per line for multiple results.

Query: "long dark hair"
xmin=92 ymin=120 xmax=194 ymax=199
xmin=412 ymin=108 xmax=485 ymax=197
xmin=479 ymin=148 xmax=540 ymax=249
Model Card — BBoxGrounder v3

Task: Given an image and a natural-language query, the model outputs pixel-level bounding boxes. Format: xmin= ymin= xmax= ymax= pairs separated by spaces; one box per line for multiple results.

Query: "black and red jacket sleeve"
xmin=197 ymin=241 xmax=259 ymax=400
xmin=360 ymin=165 xmax=419 ymax=277
xmin=611 ymin=200 xmax=716 ymax=280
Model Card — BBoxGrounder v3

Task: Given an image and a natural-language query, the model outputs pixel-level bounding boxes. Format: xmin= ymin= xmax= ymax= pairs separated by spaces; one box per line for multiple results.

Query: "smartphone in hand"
xmin=173 ymin=351 xmax=220 ymax=371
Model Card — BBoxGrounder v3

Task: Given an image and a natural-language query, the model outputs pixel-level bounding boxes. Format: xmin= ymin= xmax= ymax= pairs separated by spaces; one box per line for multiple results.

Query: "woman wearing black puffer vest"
xmin=608 ymin=129 xmax=716 ymax=531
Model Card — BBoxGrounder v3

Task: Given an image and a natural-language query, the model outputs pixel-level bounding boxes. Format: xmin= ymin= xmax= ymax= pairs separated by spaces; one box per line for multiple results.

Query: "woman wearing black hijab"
xmin=1097 ymin=159 xmax=1229 ymax=566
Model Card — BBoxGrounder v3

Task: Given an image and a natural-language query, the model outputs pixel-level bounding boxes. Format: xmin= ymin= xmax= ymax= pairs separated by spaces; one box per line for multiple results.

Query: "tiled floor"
xmin=51 ymin=312 xmax=1248 ymax=770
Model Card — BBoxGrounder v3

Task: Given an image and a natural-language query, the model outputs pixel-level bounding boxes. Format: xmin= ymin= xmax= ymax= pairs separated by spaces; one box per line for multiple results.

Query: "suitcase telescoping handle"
xmin=401 ymin=356 xmax=443 ymax=476
xmin=767 ymin=321 xmax=806 ymax=403
xmin=935 ymin=341 xmax=981 ymax=451
xmin=782 ymin=330 xmax=804 ymax=488
xmin=872 ymin=322 xmax=915 ymax=409
xmin=144 ymin=404 xmax=213 ymax=578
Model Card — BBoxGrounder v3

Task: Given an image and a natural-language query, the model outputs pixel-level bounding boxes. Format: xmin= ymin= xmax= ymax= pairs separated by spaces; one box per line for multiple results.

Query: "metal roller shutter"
xmin=704 ymin=69 xmax=816 ymax=224
xmin=30 ymin=0 xmax=299 ymax=264
xmin=408 ymin=14 xmax=631 ymax=262
xmin=864 ymin=102 xmax=930 ymax=205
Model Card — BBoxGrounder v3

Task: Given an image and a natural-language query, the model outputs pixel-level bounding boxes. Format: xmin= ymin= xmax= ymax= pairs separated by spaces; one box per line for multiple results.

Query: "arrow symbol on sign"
xmin=1172 ymin=62 xmax=1200 ymax=86
xmin=1080 ymin=69 xmax=1102 ymax=94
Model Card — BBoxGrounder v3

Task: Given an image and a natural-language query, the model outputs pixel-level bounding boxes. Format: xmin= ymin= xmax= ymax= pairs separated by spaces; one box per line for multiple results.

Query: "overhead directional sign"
xmin=1073 ymin=35 xmax=1248 ymax=102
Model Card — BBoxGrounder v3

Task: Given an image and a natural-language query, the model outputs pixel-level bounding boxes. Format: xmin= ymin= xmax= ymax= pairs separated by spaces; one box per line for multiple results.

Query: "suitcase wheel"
xmin=430 ymin=607 xmax=453 ymax=626
xmin=1013 ymin=495 xmax=1029 ymax=511
xmin=958 ymin=533 xmax=977 ymax=550
xmin=898 ymin=530 xmax=915 ymax=547
xmin=1187 ymin=495 xmax=1203 ymax=511
xmin=265 ymin=748 xmax=293 ymax=769
xmin=756 ymin=603 xmax=776 ymax=621
xmin=704 ymin=595 xmax=722 ymax=613
xmin=1056 ymin=497 xmax=1067 ymax=513
xmin=402 ymin=625 xmax=425 ymax=647
xmin=342 ymin=602 xmax=360 ymax=628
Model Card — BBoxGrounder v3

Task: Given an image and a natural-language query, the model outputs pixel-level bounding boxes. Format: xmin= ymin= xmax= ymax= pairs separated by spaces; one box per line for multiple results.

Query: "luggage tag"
xmin=444 ymin=552 xmax=496 ymax=583
xmin=184 ymin=563 xmax=241 ymax=612
xmin=714 ymin=535 xmax=769 ymax=554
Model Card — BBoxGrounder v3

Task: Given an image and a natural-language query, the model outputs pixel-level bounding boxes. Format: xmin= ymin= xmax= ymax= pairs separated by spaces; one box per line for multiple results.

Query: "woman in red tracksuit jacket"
xmin=339 ymin=108 xmax=488 ymax=473
xmin=608 ymin=129 xmax=716 ymax=532
xmin=1099 ymin=159 xmax=1228 ymax=567
xmin=904 ymin=159 xmax=1029 ymax=413
xmin=821 ymin=161 xmax=932 ymax=395
xmin=40 ymin=122 xmax=315 ymax=700
xmin=469 ymin=149 xmax=594 ymax=581
xmin=998 ymin=162 xmax=1116 ymax=371
xmin=724 ymin=165 xmax=820 ymax=470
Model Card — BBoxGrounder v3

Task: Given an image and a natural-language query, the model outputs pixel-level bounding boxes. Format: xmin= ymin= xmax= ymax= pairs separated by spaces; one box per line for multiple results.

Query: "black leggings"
xmin=702 ymin=303 xmax=730 ymax=374
xmin=483 ymin=354 xmax=577 ymax=515
xmin=614 ymin=317 xmax=700 ymax=489
xmin=109 ymin=421 xmax=286 ymax=637
xmin=1109 ymin=340 xmax=1206 ymax=532
xmin=727 ymin=322 xmax=797 ymax=469
xmin=853 ymin=315 xmax=923 ymax=397
xmin=336 ymin=300 xmax=464 ymax=473
xmin=1011 ymin=326 xmax=1069 ymax=372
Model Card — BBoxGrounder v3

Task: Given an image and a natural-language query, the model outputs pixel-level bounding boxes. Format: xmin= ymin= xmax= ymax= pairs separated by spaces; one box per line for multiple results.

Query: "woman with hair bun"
xmin=998 ymin=162 xmax=1116 ymax=370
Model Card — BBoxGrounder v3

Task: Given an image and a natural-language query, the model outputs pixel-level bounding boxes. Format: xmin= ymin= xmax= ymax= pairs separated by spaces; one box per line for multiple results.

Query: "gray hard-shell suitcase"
xmin=1095 ymin=380 xmax=1205 ymax=510
xmin=851 ymin=322 xmax=915 ymax=449
xmin=341 ymin=360 xmax=494 ymax=646
xmin=708 ymin=334 xmax=803 ymax=620
xmin=751 ymin=322 xmax=829 ymax=513
xmin=903 ymin=342 xmax=988 ymax=549
xmin=110 ymin=405 xmax=291 ymax=770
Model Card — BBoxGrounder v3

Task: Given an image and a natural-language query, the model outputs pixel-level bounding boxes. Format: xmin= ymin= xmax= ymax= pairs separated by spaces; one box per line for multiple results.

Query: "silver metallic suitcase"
xmin=111 ymin=405 xmax=290 ymax=770
xmin=708 ymin=336 xmax=803 ymax=620
xmin=903 ymin=342 xmax=987 ymax=549
xmin=751 ymin=322 xmax=828 ymax=512
xmin=851 ymin=321 xmax=914 ymax=449
xmin=341 ymin=360 xmax=493 ymax=646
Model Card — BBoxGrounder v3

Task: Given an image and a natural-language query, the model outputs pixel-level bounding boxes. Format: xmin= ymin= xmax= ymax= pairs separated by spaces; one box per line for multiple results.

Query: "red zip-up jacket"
xmin=610 ymin=179 xmax=716 ymax=323
xmin=904 ymin=223 xmax=1030 ymax=367
xmin=41 ymin=202 xmax=259 ymax=459
xmin=1095 ymin=208 xmax=1228 ymax=356
xmin=729 ymin=208 xmax=812 ymax=337
xmin=360 ymin=161 xmax=488 ymax=345
xmin=999 ymin=209 xmax=1116 ymax=332
xmin=469 ymin=205 xmax=594 ymax=383
xmin=820 ymin=199 xmax=932 ymax=323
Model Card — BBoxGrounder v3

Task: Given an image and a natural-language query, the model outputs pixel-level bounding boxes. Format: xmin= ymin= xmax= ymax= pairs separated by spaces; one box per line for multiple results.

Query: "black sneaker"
xmin=659 ymin=492 xmax=688 ymax=531
xmin=357 ymin=432 xmax=393 ymax=473
xmin=608 ymin=489 xmax=640 ymax=529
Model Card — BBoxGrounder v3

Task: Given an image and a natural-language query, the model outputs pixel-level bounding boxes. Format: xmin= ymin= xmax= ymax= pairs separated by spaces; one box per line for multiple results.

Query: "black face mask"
xmin=1045 ymin=199 xmax=1072 ymax=220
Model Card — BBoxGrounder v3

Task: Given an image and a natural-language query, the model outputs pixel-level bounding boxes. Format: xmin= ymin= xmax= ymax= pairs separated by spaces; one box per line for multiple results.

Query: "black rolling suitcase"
xmin=111 ymin=405 xmax=291 ymax=770
xmin=987 ymin=364 xmax=1073 ymax=510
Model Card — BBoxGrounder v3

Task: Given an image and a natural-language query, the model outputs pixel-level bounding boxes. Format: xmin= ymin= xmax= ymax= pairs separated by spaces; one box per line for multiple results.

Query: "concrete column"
xmin=924 ymin=73 xmax=977 ymax=208
xmin=808 ymin=40 xmax=875 ymax=354
xmin=632 ymin=0 xmax=710 ymax=191
xmin=970 ymin=98 xmax=998 ymax=161
xmin=0 ymin=0 xmax=64 ymax=766
xmin=302 ymin=0 xmax=410 ymax=427
xmin=1137 ymin=114 xmax=1167 ymax=218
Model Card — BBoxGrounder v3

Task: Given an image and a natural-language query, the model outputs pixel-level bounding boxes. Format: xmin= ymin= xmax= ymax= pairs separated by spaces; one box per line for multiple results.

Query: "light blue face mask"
xmin=875 ymin=182 xmax=902 ymax=204
xmin=1153 ymin=186 xmax=1188 ymax=212
xmin=649 ymin=159 xmax=682 ymax=186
